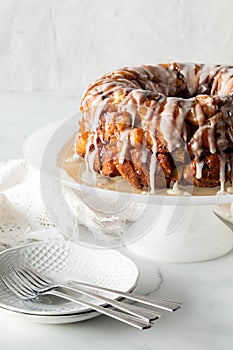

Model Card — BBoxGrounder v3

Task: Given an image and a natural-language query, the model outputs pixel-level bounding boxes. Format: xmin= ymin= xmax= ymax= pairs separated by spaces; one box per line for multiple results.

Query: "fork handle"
xmin=67 ymin=281 xmax=182 ymax=312
xmin=44 ymin=290 xmax=151 ymax=330
xmin=60 ymin=285 xmax=160 ymax=322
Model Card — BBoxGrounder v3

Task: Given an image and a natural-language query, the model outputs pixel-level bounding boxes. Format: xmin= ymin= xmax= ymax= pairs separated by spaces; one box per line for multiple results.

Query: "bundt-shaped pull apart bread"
xmin=76 ymin=63 xmax=233 ymax=192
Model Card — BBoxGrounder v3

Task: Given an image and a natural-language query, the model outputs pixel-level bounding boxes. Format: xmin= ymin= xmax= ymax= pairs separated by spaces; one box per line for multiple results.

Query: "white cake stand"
xmin=23 ymin=116 xmax=233 ymax=263
xmin=125 ymin=199 xmax=233 ymax=263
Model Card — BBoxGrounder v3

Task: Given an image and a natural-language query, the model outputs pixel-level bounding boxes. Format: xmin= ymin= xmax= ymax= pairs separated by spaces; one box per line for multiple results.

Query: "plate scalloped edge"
xmin=0 ymin=241 xmax=139 ymax=322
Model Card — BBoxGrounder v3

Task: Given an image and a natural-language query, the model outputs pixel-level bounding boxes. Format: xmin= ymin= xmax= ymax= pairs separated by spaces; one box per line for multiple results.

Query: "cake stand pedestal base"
xmin=127 ymin=205 xmax=233 ymax=262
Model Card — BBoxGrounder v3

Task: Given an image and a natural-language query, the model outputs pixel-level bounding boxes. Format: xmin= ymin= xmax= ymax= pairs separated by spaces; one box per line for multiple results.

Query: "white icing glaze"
xmin=84 ymin=132 xmax=98 ymax=183
xmin=199 ymin=65 xmax=220 ymax=93
xmin=191 ymin=125 xmax=209 ymax=179
xmin=220 ymin=156 xmax=226 ymax=184
xmin=217 ymin=68 xmax=233 ymax=95
xmin=118 ymin=129 xmax=130 ymax=164
xmin=131 ymin=89 xmax=148 ymax=105
xmin=191 ymin=126 xmax=208 ymax=153
xmin=119 ymin=142 xmax=128 ymax=164
xmin=79 ymin=63 xmax=233 ymax=191
xmin=180 ymin=63 xmax=199 ymax=96
xmin=159 ymin=98 xmax=179 ymax=152
xmin=149 ymin=138 xmax=158 ymax=194
xmin=81 ymin=170 xmax=96 ymax=185
xmin=208 ymin=118 xmax=217 ymax=153
xmin=149 ymin=154 xmax=156 ymax=194
xmin=141 ymin=147 xmax=149 ymax=163
xmin=125 ymin=104 xmax=138 ymax=127
xmin=92 ymin=99 xmax=110 ymax=128
xmin=65 ymin=155 xmax=80 ymax=163
xmin=196 ymin=160 xmax=204 ymax=179
xmin=167 ymin=181 xmax=190 ymax=196
xmin=195 ymin=103 xmax=205 ymax=126
xmin=227 ymin=125 xmax=233 ymax=142
xmin=217 ymin=154 xmax=227 ymax=194
xmin=141 ymin=66 xmax=155 ymax=80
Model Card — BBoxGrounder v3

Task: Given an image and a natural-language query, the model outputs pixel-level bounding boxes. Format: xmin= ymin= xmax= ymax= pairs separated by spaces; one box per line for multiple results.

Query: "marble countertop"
xmin=0 ymin=91 xmax=233 ymax=350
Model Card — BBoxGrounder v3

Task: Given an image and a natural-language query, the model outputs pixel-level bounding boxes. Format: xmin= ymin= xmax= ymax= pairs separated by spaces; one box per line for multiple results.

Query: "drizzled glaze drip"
xmin=77 ymin=63 xmax=233 ymax=191
xmin=118 ymin=130 xmax=130 ymax=164
xmin=167 ymin=181 xmax=190 ymax=196
xmin=149 ymin=137 xmax=158 ymax=194
xmin=82 ymin=132 xmax=98 ymax=184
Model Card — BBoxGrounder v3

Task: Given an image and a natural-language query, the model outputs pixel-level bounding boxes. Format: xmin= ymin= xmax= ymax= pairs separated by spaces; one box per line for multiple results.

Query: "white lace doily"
xmin=0 ymin=159 xmax=145 ymax=251
xmin=0 ymin=159 xmax=62 ymax=251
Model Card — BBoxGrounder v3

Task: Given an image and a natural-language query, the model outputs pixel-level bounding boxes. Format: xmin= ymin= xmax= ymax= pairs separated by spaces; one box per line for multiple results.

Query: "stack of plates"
xmin=0 ymin=241 xmax=139 ymax=324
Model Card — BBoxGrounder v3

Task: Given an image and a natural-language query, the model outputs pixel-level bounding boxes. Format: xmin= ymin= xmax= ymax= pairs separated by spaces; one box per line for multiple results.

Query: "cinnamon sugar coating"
xmin=76 ymin=63 xmax=233 ymax=191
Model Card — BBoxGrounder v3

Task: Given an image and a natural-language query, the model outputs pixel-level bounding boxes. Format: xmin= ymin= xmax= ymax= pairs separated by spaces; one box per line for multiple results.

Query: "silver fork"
xmin=12 ymin=265 xmax=162 ymax=322
xmin=1 ymin=271 xmax=160 ymax=330
xmin=13 ymin=265 xmax=182 ymax=312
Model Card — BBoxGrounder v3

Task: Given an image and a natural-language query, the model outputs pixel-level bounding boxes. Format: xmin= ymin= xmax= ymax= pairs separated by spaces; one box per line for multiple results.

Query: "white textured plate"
xmin=0 ymin=306 xmax=101 ymax=324
xmin=0 ymin=241 xmax=139 ymax=321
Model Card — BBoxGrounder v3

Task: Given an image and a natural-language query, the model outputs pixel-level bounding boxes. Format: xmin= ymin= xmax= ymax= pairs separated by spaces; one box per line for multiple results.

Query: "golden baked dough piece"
xmin=76 ymin=63 xmax=233 ymax=191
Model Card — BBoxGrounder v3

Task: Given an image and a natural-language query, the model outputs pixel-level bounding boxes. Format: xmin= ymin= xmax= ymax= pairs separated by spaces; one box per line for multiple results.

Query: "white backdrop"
xmin=1 ymin=0 xmax=233 ymax=91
